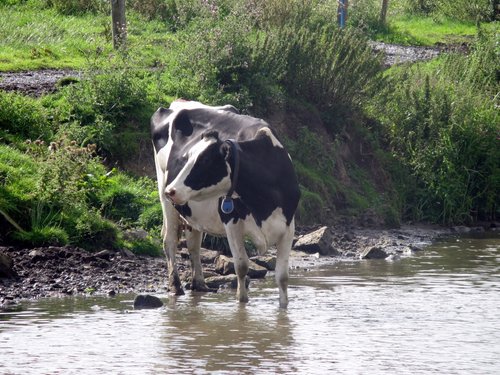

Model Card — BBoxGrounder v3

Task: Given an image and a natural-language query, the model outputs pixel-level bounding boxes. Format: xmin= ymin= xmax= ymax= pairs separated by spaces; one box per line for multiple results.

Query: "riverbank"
xmin=2 ymin=224 xmax=492 ymax=310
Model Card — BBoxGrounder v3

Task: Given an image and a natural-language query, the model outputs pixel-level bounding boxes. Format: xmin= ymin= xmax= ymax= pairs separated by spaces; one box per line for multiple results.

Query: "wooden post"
xmin=111 ymin=0 xmax=127 ymax=49
xmin=380 ymin=0 xmax=389 ymax=25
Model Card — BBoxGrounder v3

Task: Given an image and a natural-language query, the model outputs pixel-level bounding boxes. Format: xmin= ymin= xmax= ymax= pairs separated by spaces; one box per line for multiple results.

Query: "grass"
xmin=375 ymin=15 xmax=486 ymax=46
xmin=0 ymin=5 xmax=171 ymax=71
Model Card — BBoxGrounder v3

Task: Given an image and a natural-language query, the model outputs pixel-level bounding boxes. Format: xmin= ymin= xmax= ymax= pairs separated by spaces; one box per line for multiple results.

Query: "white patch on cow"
xmin=257 ymin=127 xmax=283 ymax=148
xmin=182 ymin=200 xmax=290 ymax=255
xmin=166 ymin=136 xmax=231 ymax=205
xmin=247 ymin=207 xmax=289 ymax=254
xmin=170 ymin=100 xmax=236 ymax=114
xmin=184 ymin=199 xmax=226 ymax=234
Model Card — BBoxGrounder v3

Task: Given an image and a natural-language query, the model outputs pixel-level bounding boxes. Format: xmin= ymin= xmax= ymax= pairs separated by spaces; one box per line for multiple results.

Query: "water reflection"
xmin=1 ymin=233 xmax=499 ymax=374
xmin=156 ymin=295 xmax=295 ymax=373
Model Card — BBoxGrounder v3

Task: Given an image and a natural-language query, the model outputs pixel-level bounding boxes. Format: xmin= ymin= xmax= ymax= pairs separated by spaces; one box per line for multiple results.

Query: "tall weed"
xmin=254 ymin=23 xmax=384 ymax=125
xmin=370 ymin=31 xmax=499 ymax=223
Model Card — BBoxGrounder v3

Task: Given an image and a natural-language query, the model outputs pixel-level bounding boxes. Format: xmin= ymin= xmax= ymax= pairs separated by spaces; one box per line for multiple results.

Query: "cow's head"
xmin=151 ymin=101 xmax=240 ymax=205
xmin=162 ymin=108 xmax=239 ymax=205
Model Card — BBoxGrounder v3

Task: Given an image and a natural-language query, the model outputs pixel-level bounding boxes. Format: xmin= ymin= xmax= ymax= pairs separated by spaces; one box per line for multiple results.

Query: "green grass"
xmin=0 ymin=5 xmax=172 ymax=71
xmin=376 ymin=15 xmax=484 ymax=46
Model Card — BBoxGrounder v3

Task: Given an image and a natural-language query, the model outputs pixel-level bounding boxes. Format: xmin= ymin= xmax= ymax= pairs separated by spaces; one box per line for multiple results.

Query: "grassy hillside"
xmin=0 ymin=0 xmax=498 ymax=252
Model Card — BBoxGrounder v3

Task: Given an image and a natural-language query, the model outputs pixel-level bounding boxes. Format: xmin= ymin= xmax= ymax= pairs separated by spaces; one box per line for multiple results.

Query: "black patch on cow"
xmin=184 ymin=142 xmax=228 ymax=191
xmin=175 ymin=203 xmax=192 ymax=218
xmin=150 ymin=107 xmax=173 ymax=151
xmin=172 ymin=109 xmax=194 ymax=137
xmin=228 ymin=134 xmax=300 ymax=227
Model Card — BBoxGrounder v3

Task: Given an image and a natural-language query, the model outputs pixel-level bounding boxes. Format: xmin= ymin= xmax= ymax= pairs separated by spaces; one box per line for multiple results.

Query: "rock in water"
xmin=133 ymin=294 xmax=164 ymax=309
xmin=0 ymin=252 xmax=17 ymax=279
xmin=360 ymin=246 xmax=388 ymax=259
xmin=294 ymin=226 xmax=340 ymax=256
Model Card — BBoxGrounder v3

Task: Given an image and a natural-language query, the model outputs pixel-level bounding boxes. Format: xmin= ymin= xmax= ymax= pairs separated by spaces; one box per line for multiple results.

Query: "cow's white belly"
xmin=185 ymin=200 xmax=289 ymax=255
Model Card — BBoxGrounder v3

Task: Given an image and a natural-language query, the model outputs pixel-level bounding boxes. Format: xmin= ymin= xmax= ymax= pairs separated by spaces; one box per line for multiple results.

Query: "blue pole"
xmin=339 ymin=0 xmax=346 ymax=28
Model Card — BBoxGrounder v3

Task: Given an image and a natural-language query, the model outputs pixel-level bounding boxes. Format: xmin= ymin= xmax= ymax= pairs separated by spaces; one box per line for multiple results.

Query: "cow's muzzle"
xmin=165 ymin=187 xmax=185 ymax=205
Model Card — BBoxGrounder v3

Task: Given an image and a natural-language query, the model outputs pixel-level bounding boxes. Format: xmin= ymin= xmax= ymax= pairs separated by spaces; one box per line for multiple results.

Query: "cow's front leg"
xmin=225 ymin=223 xmax=249 ymax=303
xmin=162 ymin=201 xmax=184 ymax=296
xmin=275 ymin=220 xmax=295 ymax=309
xmin=186 ymin=229 xmax=211 ymax=292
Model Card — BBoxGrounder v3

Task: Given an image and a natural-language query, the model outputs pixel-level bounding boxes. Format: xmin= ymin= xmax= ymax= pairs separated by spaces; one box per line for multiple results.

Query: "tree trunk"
xmin=380 ymin=0 xmax=389 ymax=25
xmin=111 ymin=0 xmax=127 ymax=49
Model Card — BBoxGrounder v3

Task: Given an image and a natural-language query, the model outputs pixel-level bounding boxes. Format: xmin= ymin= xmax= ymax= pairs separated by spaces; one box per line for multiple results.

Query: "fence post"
xmin=380 ymin=0 xmax=389 ymax=25
xmin=338 ymin=0 xmax=348 ymax=28
xmin=111 ymin=0 xmax=127 ymax=49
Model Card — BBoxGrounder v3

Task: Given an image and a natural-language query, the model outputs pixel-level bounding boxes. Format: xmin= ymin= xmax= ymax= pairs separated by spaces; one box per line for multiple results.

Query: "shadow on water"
xmin=1 ymin=232 xmax=499 ymax=374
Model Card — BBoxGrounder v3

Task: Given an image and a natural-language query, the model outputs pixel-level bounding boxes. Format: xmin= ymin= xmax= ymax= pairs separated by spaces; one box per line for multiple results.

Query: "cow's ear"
xmin=172 ymin=109 xmax=193 ymax=137
xmin=219 ymin=141 xmax=231 ymax=160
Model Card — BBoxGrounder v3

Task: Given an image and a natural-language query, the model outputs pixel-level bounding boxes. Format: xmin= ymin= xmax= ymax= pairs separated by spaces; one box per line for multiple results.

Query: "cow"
xmin=151 ymin=100 xmax=300 ymax=308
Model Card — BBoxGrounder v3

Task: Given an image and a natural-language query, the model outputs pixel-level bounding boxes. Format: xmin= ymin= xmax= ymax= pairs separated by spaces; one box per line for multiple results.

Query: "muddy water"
xmin=1 ymin=234 xmax=499 ymax=374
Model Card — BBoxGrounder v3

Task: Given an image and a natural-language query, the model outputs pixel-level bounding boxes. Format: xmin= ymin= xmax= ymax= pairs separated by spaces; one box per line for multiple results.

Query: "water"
xmin=1 ymin=234 xmax=499 ymax=374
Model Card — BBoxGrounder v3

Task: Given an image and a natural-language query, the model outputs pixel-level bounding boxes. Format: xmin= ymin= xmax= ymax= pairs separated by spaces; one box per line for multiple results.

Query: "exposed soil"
xmin=370 ymin=41 xmax=440 ymax=66
xmin=2 ymin=224 xmax=480 ymax=310
xmin=0 ymin=69 xmax=80 ymax=97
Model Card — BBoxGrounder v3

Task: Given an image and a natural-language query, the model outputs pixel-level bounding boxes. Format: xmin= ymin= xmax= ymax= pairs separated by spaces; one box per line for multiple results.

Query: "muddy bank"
xmin=0 ymin=69 xmax=80 ymax=97
xmin=2 ymin=224 xmax=481 ymax=309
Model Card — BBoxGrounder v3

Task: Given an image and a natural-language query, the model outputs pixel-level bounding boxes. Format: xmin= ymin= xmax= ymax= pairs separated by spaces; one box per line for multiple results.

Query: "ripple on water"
xmin=1 ymin=235 xmax=499 ymax=374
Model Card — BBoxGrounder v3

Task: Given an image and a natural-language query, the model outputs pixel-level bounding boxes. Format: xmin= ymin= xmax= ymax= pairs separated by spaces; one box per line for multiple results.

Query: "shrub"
xmin=253 ymin=22 xmax=384 ymax=121
xmin=138 ymin=203 xmax=163 ymax=232
xmin=402 ymin=0 xmax=494 ymax=21
xmin=0 ymin=92 xmax=53 ymax=141
xmin=370 ymin=30 xmax=499 ymax=223
xmin=348 ymin=0 xmax=385 ymax=33
xmin=43 ymin=0 xmax=108 ymax=15
xmin=297 ymin=188 xmax=326 ymax=225
xmin=71 ymin=208 xmax=119 ymax=250
xmin=12 ymin=226 xmax=69 ymax=246
xmin=163 ymin=8 xmax=255 ymax=108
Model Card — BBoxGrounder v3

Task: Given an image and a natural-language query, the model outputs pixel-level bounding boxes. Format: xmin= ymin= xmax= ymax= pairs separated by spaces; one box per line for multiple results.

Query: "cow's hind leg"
xmin=275 ymin=219 xmax=295 ymax=308
xmin=225 ymin=223 xmax=249 ymax=303
xmin=186 ymin=229 xmax=212 ymax=292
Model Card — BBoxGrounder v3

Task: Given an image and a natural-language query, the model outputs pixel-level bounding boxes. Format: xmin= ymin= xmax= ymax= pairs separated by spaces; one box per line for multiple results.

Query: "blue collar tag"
xmin=221 ymin=197 xmax=234 ymax=214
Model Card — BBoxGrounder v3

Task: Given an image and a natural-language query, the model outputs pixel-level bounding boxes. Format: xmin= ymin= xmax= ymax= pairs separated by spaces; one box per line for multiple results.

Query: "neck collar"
xmin=221 ymin=139 xmax=240 ymax=214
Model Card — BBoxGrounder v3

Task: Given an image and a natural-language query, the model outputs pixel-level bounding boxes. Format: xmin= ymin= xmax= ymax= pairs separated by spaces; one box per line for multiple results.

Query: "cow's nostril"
xmin=167 ymin=188 xmax=176 ymax=197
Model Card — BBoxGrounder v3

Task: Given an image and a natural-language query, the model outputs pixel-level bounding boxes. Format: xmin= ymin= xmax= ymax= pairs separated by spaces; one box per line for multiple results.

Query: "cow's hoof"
xmin=190 ymin=281 xmax=216 ymax=293
xmin=169 ymin=286 xmax=185 ymax=296
xmin=238 ymin=295 xmax=249 ymax=304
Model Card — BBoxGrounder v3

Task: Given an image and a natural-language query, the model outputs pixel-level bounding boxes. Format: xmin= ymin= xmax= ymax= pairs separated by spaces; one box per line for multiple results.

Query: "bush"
xmin=253 ymin=23 xmax=384 ymax=121
xmin=348 ymin=0 xmax=385 ymax=33
xmin=402 ymin=0 xmax=494 ymax=21
xmin=55 ymin=59 xmax=150 ymax=154
xmin=71 ymin=208 xmax=119 ymax=250
xmin=12 ymin=226 xmax=69 ymax=246
xmin=162 ymin=8 xmax=255 ymax=108
xmin=370 ymin=31 xmax=499 ymax=223
xmin=43 ymin=0 xmax=108 ymax=15
xmin=0 ymin=92 xmax=53 ymax=141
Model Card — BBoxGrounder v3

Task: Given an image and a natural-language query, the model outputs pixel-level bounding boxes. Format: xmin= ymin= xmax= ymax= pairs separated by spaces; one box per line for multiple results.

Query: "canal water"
xmin=1 ymin=234 xmax=499 ymax=374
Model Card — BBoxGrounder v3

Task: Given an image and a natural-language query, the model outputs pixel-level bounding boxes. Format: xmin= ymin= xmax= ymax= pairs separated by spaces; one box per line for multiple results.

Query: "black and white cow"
xmin=151 ymin=100 xmax=300 ymax=308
